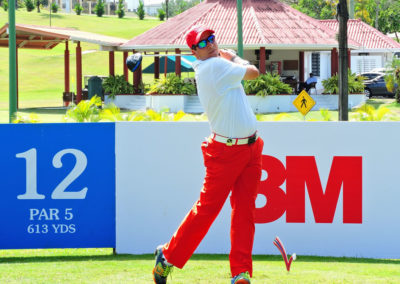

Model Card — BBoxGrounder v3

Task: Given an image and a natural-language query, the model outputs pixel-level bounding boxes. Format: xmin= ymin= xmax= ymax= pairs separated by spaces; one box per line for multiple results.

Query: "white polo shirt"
xmin=192 ymin=57 xmax=257 ymax=138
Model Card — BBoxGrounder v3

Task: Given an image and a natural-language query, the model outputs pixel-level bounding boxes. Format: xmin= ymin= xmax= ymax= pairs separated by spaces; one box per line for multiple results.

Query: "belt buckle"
xmin=248 ymin=135 xmax=256 ymax=145
xmin=226 ymin=138 xmax=233 ymax=146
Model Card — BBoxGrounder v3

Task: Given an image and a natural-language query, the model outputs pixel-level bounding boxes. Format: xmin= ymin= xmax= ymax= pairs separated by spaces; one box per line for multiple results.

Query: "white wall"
xmin=116 ymin=122 xmax=400 ymax=258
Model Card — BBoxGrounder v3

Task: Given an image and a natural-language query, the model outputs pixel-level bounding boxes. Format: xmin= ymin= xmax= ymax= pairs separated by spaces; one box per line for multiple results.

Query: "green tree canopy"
xmin=292 ymin=0 xmax=337 ymax=19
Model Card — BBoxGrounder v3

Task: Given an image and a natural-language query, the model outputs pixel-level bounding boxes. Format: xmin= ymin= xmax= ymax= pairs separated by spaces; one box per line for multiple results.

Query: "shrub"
xmin=322 ymin=70 xmax=365 ymax=94
xmin=24 ymin=0 xmax=34 ymax=11
xmin=64 ymin=96 xmax=102 ymax=122
xmin=244 ymin=73 xmax=292 ymax=96
xmin=116 ymin=0 xmax=124 ymax=18
xmin=157 ymin=8 xmax=165 ymax=21
xmin=94 ymin=0 xmax=105 ymax=17
xmin=102 ymin=75 xmax=135 ymax=99
xmin=2 ymin=0 xmax=8 ymax=11
xmin=51 ymin=2 xmax=58 ymax=12
xmin=148 ymin=74 xmax=197 ymax=95
xmin=74 ymin=3 xmax=83 ymax=15
xmin=136 ymin=0 xmax=144 ymax=20
xmin=384 ymin=58 xmax=400 ymax=103
xmin=12 ymin=113 xmax=40 ymax=123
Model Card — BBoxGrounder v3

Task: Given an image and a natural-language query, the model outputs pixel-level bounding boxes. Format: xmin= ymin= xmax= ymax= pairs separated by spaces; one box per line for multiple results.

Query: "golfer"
xmin=153 ymin=25 xmax=264 ymax=284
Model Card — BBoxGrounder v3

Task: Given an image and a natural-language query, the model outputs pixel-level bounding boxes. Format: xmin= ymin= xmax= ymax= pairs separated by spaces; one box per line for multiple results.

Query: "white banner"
xmin=116 ymin=122 xmax=400 ymax=258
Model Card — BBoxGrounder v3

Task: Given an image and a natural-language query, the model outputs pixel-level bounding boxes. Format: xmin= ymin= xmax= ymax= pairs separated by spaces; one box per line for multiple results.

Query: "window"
xmin=311 ymin=53 xmax=320 ymax=76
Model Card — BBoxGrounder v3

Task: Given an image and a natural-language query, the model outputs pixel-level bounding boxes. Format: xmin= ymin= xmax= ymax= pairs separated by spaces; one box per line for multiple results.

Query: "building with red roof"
xmin=121 ymin=0 xmax=361 ymax=92
xmin=320 ymin=19 xmax=400 ymax=74
xmin=122 ymin=0 xmax=400 ymax=93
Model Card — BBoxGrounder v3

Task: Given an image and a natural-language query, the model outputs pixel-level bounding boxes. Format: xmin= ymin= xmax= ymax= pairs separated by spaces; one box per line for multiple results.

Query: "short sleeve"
xmin=213 ymin=58 xmax=247 ymax=94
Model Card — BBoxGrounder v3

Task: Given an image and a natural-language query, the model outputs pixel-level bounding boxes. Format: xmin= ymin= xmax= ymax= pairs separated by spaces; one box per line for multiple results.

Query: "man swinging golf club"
xmin=152 ymin=25 xmax=264 ymax=284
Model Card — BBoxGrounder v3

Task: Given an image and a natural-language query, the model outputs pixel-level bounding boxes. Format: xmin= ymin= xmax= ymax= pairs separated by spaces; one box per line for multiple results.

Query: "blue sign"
xmin=0 ymin=123 xmax=115 ymax=249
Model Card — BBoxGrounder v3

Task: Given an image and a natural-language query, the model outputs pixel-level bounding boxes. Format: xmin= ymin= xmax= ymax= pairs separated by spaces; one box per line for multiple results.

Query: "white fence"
xmin=115 ymin=122 xmax=400 ymax=258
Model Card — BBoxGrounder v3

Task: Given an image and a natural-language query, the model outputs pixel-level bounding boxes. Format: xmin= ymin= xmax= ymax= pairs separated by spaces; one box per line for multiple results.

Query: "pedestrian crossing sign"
xmin=293 ymin=90 xmax=316 ymax=116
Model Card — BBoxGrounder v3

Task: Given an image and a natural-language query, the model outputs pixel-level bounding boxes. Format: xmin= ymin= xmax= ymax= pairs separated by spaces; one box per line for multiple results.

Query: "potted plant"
xmin=244 ymin=72 xmax=293 ymax=113
xmin=102 ymin=75 xmax=146 ymax=110
xmin=148 ymin=74 xmax=198 ymax=112
xmin=244 ymin=73 xmax=292 ymax=97
xmin=321 ymin=70 xmax=365 ymax=94
xmin=314 ymin=70 xmax=367 ymax=111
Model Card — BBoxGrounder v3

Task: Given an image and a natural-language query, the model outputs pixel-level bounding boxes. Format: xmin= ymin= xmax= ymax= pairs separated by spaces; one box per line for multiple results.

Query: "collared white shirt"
xmin=192 ymin=57 xmax=257 ymax=138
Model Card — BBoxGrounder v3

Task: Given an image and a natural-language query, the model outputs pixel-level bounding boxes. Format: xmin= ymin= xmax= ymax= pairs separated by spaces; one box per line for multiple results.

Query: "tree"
xmin=94 ymin=0 xmax=105 ymax=17
xmin=51 ymin=2 xmax=58 ymax=12
xmin=136 ymin=0 xmax=145 ymax=20
xmin=116 ymin=0 xmax=125 ymax=18
xmin=74 ymin=3 xmax=83 ymax=15
xmin=377 ymin=0 xmax=400 ymax=40
xmin=385 ymin=57 xmax=400 ymax=102
xmin=161 ymin=0 xmax=199 ymax=18
xmin=354 ymin=0 xmax=374 ymax=25
xmin=24 ymin=0 xmax=35 ymax=11
xmin=2 ymin=0 xmax=8 ymax=11
xmin=36 ymin=0 xmax=40 ymax=12
xmin=157 ymin=8 xmax=165 ymax=21
xmin=292 ymin=0 xmax=337 ymax=19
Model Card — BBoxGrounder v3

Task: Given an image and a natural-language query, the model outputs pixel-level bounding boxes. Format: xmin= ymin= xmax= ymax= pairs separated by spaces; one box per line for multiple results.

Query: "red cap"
xmin=185 ymin=25 xmax=215 ymax=49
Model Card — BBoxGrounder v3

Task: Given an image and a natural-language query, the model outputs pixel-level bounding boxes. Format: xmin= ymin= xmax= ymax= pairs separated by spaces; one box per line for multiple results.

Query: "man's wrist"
xmin=231 ymin=55 xmax=250 ymax=66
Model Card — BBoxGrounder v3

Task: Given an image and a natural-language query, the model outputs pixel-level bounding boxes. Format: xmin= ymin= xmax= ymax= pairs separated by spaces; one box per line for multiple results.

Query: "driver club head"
xmin=126 ymin=53 xmax=143 ymax=72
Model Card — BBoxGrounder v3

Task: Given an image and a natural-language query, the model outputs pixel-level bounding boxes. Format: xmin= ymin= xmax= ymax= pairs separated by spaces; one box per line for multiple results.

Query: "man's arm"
xmin=219 ymin=49 xmax=260 ymax=80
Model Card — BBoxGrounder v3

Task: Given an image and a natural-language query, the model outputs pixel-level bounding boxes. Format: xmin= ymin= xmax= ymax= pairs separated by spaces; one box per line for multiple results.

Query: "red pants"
xmin=163 ymin=137 xmax=264 ymax=277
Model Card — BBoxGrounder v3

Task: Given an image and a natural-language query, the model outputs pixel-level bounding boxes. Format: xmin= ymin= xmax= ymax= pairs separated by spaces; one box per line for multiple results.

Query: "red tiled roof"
xmin=121 ymin=0 xmax=354 ymax=51
xmin=320 ymin=19 xmax=400 ymax=50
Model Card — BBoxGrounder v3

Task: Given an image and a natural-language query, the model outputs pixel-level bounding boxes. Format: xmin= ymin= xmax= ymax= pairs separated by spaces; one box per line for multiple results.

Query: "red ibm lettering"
xmin=255 ymin=156 xmax=362 ymax=224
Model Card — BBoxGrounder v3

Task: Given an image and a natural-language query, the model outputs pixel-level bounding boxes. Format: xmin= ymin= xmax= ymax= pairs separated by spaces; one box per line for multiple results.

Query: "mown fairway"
xmin=0 ymin=9 xmax=162 ymax=109
xmin=0 ymin=248 xmax=399 ymax=283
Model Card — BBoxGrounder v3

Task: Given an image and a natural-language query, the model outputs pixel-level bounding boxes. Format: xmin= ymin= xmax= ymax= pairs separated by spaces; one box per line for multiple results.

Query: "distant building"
xmin=126 ymin=0 xmax=163 ymax=13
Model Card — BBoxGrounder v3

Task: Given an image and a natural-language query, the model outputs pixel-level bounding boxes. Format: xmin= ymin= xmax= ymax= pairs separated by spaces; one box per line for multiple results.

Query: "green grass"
xmin=0 ymin=248 xmax=399 ymax=283
xmin=0 ymin=9 xmax=162 ymax=109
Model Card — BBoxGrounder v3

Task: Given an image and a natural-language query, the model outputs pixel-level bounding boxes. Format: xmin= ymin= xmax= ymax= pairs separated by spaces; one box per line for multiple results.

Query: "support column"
xmin=155 ymin=52 xmax=160 ymax=79
xmin=76 ymin=41 xmax=82 ymax=103
xmin=109 ymin=51 xmax=115 ymax=76
xmin=65 ymin=41 xmax=70 ymax=93
xmin=299 ymin=51 xmax=304 ymax=82
xmin=347 ymin=49 xmax=351 ymax=69
xmin=123 ymin=51 xmax=128 ymax=82
xmin=133 ymin=51 xmax=142 ymax=93
xmin=16 ymin=46 xmax=19 ymax=109
xmin=259 ymin=47 xmax=266 ymax=74
xmin=331 ymin=48 xmax=338 ymax=75
xmin=175 ymin=48 xmax=181 ymax=77
xmin=164 ymin=51 xmax=168 ymax=78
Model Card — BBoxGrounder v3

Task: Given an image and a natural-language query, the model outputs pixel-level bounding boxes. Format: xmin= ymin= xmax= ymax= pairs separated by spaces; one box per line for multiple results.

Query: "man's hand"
xmin=218 ymin=49 xmax=236 ymax=61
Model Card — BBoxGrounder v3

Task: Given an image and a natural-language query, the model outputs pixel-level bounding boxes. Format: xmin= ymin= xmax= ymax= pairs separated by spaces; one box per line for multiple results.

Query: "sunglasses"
xmin=193 ymin=34 xmax=215 ymax=50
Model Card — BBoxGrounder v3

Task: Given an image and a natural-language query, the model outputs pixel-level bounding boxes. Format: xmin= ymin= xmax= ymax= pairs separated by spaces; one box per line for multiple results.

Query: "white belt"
xmin=211 ymin=132 xmax=258 ymax=146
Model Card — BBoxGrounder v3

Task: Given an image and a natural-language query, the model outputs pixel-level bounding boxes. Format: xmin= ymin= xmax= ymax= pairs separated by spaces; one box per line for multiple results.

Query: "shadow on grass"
xmin=18 ymin=108 xmax=67 ymax=115
xmin=38 ymin=13 xmax=65 ymax=19
xmin=365 ymin=98 xmax=394 ymax=109
xmin=1 ymin=253 xmax=398 ymax=265
xmin=0 ymin=253 xmax=154 ymax=264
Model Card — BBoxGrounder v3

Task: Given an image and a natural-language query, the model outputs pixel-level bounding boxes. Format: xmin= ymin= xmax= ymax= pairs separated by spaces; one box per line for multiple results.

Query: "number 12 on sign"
xmin=16 ymin=148 xmax=88 ymax=200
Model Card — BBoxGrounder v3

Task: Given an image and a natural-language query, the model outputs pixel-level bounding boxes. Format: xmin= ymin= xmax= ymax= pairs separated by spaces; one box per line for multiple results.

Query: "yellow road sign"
xmin=293 ymin=90 xmax=316 ymax=116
